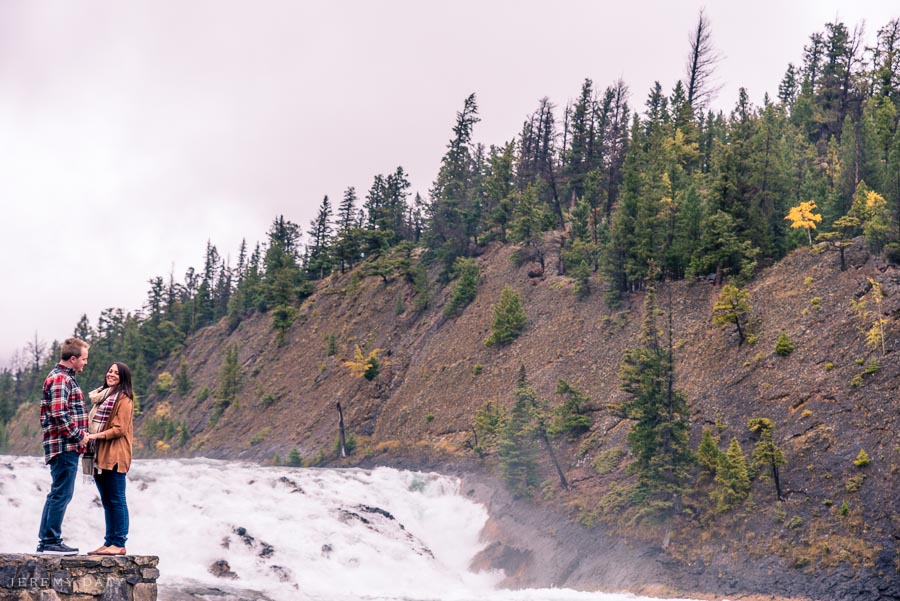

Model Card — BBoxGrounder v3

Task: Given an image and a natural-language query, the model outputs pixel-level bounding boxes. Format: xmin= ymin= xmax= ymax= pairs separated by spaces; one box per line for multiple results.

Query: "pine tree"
xmin=473 ymin=401 xmax=506 ymax=455
xmin=747 ymin=418 xmax=786 ymax=501
xmin=216 ymin=345 xmax=241 ymax=412
xmin=712 ymin=284 xmax=752 ymax=345
xmin=713 ymin=437 xmax=751 ymax=512
xmin=426 ymin=93 xmax=481 ymax=275
xmin=262 ymin=216 xmax=303 ymax=310
xmin=176 ymin=357 xmax=192 ymax=396
xmin=548 ymin=380 xmax=592 ymax=438
xmin=443 ymin=257 xmax=480 ymax=318
xmin=484 ymin=285 xmax=527 ymax=347
xmin=497 ymin=378 xmax=539 ymax=497
xmin=615 ymin=281 xmax=692 ymax=517
xmin=697 ymin=429 xmax=721 ymax=476
xmin=307 ymin=195 xmax=334 ymax=280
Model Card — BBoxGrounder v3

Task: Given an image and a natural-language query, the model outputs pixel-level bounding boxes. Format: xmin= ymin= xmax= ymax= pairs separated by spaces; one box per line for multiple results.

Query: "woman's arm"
xmin=98 ymin=396 xmax=134 ymax=440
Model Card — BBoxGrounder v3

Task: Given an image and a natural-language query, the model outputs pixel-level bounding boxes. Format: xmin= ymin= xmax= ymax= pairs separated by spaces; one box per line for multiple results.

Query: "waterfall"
xmin=1 ymin=456 xmax=700 ymax=601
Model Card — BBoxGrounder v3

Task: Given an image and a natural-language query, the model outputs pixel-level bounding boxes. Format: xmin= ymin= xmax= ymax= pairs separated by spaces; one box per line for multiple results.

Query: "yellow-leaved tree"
xmin=343 ymin=345 xmax=383 ymax=381
xmin=785 ymin=200 xmax=823 ymax=247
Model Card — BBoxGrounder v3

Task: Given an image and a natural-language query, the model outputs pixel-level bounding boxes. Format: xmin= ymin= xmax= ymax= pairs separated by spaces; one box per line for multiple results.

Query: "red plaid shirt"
xmin=40 ymin=364 xmax=88 ymax=463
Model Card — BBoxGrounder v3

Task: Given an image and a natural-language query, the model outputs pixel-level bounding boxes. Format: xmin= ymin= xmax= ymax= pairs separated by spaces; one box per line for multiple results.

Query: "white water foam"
xmin=0 ymin=456 xmax=700 ymax=601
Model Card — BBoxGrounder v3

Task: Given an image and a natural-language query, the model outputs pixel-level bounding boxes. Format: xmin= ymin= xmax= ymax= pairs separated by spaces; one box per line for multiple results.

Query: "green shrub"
xmin=154 ymin=371 xmax=174 ymax=394
xmin=775 ymin=332 xmax=794 ymax=356
xmin=197 ymin=387 xmax=210 ymax=403
xmin=425 ymin=413 xmax=435 ymax=423
xmin=884 ymin=242 xmax=900 ymax=265
xmin=810 ymin=296 xmax=822 ymax=309
xmin=840 ymin=501 xmax=850 ymax=516
xmin=853 ymin=449 xmax=871 ymax=467
xmin=259 ymin=393 xmax=277 ymax=408
xmin=327 ymin=334 xmax=337 ymax=356
xmin=335 ymin=432 xmax=357 ymax=455
xmin=592 ymin=446 xmax=626 ymax=475
xmin=471 ymin=364 xmax=483 ymax=376
xmin=849 ymin=374 xmax=864 ymax=387
xmin=825 ymin=362 xmax=835 ymax=371
xmin=787 ymin=516 xmax=804 ymax=529
xmin=845 ymin=474 xmax=865 ymax=492
xmin=249 ymin=427 xmax=271 ymax=446
xmin=862 ymin=359 xmax=881 ymax=375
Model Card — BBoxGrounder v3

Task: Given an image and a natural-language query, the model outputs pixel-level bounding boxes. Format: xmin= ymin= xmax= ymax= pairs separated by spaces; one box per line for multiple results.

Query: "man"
xmin=37 ymin=337 xmax=90 ymax=554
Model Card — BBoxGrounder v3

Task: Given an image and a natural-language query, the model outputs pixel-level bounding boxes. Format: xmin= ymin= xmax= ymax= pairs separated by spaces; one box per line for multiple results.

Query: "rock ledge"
xmin=0 ymin=553 xmax=159 ymax=601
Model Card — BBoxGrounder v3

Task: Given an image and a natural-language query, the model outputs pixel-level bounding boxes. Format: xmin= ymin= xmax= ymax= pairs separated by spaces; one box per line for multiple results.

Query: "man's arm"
xmin=47 ymin=375 xmax=86 ymax=444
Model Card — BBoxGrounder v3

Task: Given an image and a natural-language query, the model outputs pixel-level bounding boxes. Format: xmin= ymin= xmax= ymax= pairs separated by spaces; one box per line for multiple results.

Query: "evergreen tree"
xmin=548 ymin=380 xmax=592 ymax=438
xmin=307 ymin=195 xmax=334 ymax=280
xmin=216 ymin=345 xmax=241 ymax=412
xmin=697 ymin=429 xmax=722 ymax=476
xmin=497 ymin=376 xmax=539 ymax=497
xmin=482 ymin=142 xmax=516 ymax=242
xmin=562 ymin=78 xmax=597 ymax=206
xmin=615 ymin=281 xmax=692 ymax=518
xmin=176 ymin=357 xmax=192 ymax=396
xmin=262 ymin=216 xmax=303 ymax=310
xmin=517 ymin=97 xmax=557 ymax=193
xmin=747 ymin=418 xmax=786 ymax=501
xmin=443 ymin=257 xmax=480 ymax=318
xmin=778 ymin=63 xmax=800 ymax=107
xmin=712 ymin=284 xmax=752 ymax=345
xmin=334 ymin=187 xmax=362 ymax=273
xmin=72 ymin=314 xmax=94 ymax=342
xmin=509 ymin=185 xmax=551 ymax=272
xmin=426 ymin=93 xmax=481 ymax=275
xmin=713 ymin=437 xmax=751 ymax=512
xmin=484 ymin=285 xmax=527 ymax=347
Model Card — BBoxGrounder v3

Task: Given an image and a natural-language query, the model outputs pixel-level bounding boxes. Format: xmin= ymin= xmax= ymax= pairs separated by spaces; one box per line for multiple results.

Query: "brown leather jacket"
xmin=96 ymin=394 xmax=134 ymax=473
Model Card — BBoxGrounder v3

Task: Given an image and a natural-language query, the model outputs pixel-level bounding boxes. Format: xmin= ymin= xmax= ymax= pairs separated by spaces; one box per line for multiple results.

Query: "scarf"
xmin=91 ymin=389 xmax=119 ymax=431
xmin=83 ymin=388 xmax=119 ymax=481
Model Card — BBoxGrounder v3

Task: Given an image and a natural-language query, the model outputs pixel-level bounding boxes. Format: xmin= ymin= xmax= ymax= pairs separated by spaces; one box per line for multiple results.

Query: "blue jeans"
xmin=38 ymin=451 xmax=80 ymax=545
xmin=94 ymin=467 xmax=129 ymax=547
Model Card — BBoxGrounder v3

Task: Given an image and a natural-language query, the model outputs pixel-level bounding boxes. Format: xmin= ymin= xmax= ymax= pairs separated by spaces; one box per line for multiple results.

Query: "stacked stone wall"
xmin=0 ymin=554 xmax=159 ymax=601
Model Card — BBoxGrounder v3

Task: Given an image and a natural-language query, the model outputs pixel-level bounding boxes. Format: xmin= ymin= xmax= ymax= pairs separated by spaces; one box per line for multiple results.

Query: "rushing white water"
xmin=0 ymin=456 xmax=701 ymax=601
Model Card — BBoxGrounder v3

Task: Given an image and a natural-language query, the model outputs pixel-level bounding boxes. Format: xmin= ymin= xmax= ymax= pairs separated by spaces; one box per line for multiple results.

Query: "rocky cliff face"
xmin=6 ymin=239 xmax=899 ymax=600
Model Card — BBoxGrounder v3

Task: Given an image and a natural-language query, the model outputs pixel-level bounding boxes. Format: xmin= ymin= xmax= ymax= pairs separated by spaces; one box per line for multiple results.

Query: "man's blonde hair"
xmin=60 ymin=338 xmax=89 ymax=361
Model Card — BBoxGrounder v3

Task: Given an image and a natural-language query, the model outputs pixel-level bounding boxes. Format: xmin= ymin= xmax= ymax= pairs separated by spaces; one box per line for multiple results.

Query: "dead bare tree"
xmin=684 ymin=9 xmax=723 ymax=113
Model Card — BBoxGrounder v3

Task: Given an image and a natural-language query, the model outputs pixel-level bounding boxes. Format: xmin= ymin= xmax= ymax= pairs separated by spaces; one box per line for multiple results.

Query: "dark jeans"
xmin=94 ymin=467 xmax=129 ymax=547
xmin=38 ymin=451 xmax=79 ymax=545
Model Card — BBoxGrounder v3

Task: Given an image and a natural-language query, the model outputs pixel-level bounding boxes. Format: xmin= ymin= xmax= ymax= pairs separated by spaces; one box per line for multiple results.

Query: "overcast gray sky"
xmin=1 ymin=0 xmax=897 ymax=368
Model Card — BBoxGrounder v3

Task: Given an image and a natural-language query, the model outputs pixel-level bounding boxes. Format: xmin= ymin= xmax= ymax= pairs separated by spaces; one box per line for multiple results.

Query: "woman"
xmin=85 ymin=362 xmax=134 ymax=556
